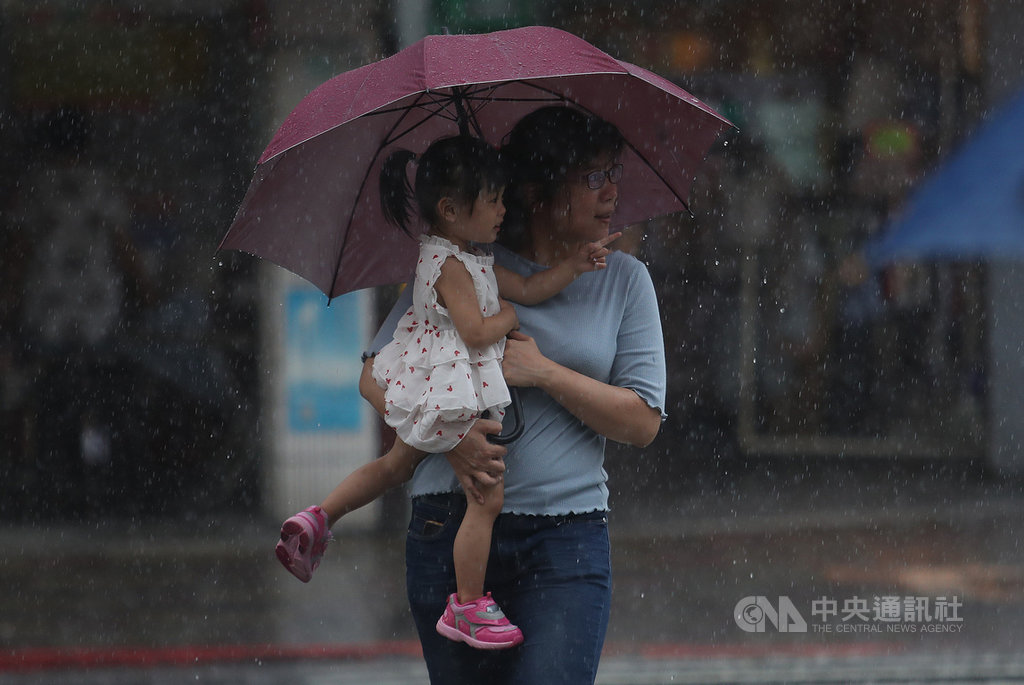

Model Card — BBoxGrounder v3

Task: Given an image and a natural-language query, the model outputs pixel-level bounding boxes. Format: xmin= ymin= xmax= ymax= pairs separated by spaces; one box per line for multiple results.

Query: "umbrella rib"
xmin=328 ymin=96 xmax=429 ymax=299
xmin=376 ymin=78 xmax=696 ymax=214
xmin=331 ymin=75 xmax=700 ymax=294
xmin=370 ymin=91 xmax=486 ymax=144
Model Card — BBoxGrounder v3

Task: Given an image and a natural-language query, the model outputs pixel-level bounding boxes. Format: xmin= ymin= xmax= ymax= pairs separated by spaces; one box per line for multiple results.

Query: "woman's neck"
xmin=521 ymin=228 xmax=582 ymax=267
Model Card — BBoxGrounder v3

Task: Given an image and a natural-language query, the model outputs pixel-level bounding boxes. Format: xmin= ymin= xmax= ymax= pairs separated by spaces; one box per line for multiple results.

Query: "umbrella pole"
xmin=451 ymin=86 xmax=482 ymax=138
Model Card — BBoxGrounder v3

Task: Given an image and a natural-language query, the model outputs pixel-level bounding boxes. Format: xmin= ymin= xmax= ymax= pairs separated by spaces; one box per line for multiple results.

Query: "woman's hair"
xmin=379 ymin=135 xmax=505 ymax=235
xmin=499 ymin=106 xmax=624 ymax=248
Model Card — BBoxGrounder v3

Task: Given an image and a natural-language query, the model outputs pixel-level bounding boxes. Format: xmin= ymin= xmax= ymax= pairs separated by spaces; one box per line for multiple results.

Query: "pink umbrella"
xmin=221 ymin=25 xmax=733 ymax=299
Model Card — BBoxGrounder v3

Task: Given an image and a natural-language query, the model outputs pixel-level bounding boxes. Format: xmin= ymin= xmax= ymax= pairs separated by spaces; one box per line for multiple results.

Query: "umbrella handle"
xmin=488 ymin=388 xmax=524 ymax=445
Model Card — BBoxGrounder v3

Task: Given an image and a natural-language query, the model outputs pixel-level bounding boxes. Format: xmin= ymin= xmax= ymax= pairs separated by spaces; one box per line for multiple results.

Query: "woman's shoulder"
xmin=607 ymin=248 xmax=651 ymax=280
xmin=599 ymin=250 xmax=658 ymax=306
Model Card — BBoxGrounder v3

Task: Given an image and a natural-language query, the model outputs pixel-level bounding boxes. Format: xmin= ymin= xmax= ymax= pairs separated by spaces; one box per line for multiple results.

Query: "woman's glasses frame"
xmin=580 ymin=163 xmax=623 ymax=190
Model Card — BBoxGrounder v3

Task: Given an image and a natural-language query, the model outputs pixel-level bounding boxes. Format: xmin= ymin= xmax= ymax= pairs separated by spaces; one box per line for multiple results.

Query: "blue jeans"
xmin=406 ymin=493 xmax=612 ymax=685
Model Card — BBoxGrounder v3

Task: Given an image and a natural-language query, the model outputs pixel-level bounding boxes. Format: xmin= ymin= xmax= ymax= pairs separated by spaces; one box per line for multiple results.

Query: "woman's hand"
xmin=501 ymin=330 xmax=552 ymax=388
xmin=502 ymin=332 xmax=661 ymax=447
xmin=446 ymin=419 xmax=507 ymax=504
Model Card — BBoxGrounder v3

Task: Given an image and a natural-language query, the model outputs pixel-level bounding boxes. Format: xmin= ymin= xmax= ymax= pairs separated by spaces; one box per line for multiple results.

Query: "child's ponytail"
xmin=379 ymin=149 xmax=418 ymax=235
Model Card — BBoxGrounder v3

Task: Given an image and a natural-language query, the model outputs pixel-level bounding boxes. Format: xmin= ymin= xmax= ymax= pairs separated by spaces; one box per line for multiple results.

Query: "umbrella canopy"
xmin=866 ymin=87 xmax=1024 ymax=265
xmin=221 ymin=25 xmax=733 ymax=298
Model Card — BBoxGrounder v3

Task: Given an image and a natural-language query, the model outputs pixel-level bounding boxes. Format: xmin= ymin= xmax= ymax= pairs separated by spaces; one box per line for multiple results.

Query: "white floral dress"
xmin=371 ymin=235 xmax=510 ymax=453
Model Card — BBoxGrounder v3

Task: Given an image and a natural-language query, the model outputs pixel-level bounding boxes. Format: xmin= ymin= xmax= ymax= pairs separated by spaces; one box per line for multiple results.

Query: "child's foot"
xmin=435 ymin=592 xmax=524 ymax=650
xmin=275 ymin=506 xmax=332 ymax=582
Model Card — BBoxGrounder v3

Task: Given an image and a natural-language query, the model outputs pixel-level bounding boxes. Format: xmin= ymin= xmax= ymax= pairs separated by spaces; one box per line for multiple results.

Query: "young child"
xmin=275 ymin=136 xmax=619 ymax=650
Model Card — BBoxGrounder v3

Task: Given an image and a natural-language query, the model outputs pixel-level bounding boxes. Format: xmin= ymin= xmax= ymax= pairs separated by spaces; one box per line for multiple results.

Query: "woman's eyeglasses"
xmin=580 ymin=163 xmax=623 ymax=190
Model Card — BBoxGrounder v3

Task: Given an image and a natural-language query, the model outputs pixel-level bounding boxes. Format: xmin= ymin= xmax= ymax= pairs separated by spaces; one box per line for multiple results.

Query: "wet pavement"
xmin=2 ymin=457 xmax=1024 ymax=683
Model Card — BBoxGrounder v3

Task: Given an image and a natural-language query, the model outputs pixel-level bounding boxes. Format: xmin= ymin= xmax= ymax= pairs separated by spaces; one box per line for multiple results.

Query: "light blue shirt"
xmin=367 ymin=245 xmax=666 ymax=516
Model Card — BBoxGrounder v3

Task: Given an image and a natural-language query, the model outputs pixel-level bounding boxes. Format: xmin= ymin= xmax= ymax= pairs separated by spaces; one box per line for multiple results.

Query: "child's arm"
xmin=434 ymin=255 xmax=518 ymax=349
xmin=495 ymin=232 xmax=621 ymax=305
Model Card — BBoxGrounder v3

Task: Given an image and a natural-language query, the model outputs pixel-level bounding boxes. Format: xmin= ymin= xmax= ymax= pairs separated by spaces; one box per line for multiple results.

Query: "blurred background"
xmin=4 ymin=0 xmax=1021 ymax=524
xmin=2 ymin=1 xmax=1024 ymax=682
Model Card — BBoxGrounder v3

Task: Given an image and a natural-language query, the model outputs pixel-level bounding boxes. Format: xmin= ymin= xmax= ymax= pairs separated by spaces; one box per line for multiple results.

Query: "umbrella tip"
xmin=442 ymin=26 xmax=451 ymax=35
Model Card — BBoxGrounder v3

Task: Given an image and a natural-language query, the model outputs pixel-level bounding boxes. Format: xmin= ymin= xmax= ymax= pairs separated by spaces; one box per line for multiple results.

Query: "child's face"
xmin=459 ymin=186 xmax=506 ymax=245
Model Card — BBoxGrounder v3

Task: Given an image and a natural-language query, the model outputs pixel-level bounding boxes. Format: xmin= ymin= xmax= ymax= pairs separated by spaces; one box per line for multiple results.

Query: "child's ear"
xmin=436 ymin=196 xmax=458 ymax=223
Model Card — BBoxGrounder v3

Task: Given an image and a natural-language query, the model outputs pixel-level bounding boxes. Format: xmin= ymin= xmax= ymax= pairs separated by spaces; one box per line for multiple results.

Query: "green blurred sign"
xmin=428 ymin=0 xmax=537 ymax=34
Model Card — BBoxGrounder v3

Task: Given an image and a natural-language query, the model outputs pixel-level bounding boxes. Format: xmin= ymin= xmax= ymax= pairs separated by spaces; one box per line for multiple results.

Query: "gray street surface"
xmin=2 ymin=458 xmax=1023 ymax=684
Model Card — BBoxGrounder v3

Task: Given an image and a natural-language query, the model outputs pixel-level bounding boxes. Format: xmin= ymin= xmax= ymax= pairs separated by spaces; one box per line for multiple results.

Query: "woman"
xmin=360 ymin=106 xmax=666 ymax=684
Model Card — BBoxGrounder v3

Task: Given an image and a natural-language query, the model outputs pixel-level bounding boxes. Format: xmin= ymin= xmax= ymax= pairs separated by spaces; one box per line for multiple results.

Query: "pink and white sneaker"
xmin=435 ymin=592 xmax=524 ymax=650
xmin=275 ymin=505 xmax=332 ymax=582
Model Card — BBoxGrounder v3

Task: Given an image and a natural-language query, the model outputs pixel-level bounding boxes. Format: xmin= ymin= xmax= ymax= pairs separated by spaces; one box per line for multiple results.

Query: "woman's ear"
xmin=520 ymin=182 xmax=542 ymax=209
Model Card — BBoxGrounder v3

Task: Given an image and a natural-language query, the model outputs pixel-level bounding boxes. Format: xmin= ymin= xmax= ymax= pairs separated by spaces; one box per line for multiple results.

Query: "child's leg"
xmin=452 ymin=477 xmax=503 ymax=604
xmin=277 ymin=436 xmax=424 ymax=583
xmin=319 ymin=437 xmax=425 ymax=527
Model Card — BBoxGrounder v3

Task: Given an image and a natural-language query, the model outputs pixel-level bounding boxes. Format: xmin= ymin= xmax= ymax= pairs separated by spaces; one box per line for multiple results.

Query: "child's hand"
xmin=574 ymin=232 xmax=622 ymax=274
xmin=498 ymin=298 xmax=519 ymax=331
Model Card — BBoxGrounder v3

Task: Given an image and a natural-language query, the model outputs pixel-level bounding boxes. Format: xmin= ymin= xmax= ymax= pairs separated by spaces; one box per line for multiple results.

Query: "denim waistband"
xmin=412 ymin=492 xmax=608 ymax=527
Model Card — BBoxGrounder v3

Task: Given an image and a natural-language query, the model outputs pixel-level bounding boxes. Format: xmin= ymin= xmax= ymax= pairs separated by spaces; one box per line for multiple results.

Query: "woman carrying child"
xmin=276 ymin=134 xmax=617 ymax=651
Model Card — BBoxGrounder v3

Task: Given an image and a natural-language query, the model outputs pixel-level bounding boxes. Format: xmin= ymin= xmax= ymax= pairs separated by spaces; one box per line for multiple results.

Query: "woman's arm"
xmin=494 ymin=232 xmax=621 ymax=305
xmin=434 ymin=256 xmax=518 ymax=348
xmin=501 ymin=331 xmax=661 ymax=447
xmin=359 ymin=357 xmax=506 ymax=504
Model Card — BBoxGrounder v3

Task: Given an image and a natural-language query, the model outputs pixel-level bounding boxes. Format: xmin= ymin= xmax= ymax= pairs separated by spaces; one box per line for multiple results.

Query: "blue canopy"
xmin=865 ymin=88 xmax=1024 ymax=265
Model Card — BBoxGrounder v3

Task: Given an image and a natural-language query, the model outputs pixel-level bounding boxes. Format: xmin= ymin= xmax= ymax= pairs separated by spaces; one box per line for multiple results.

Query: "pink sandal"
xmin=275 ymin=506 xmax=332 ymax=582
